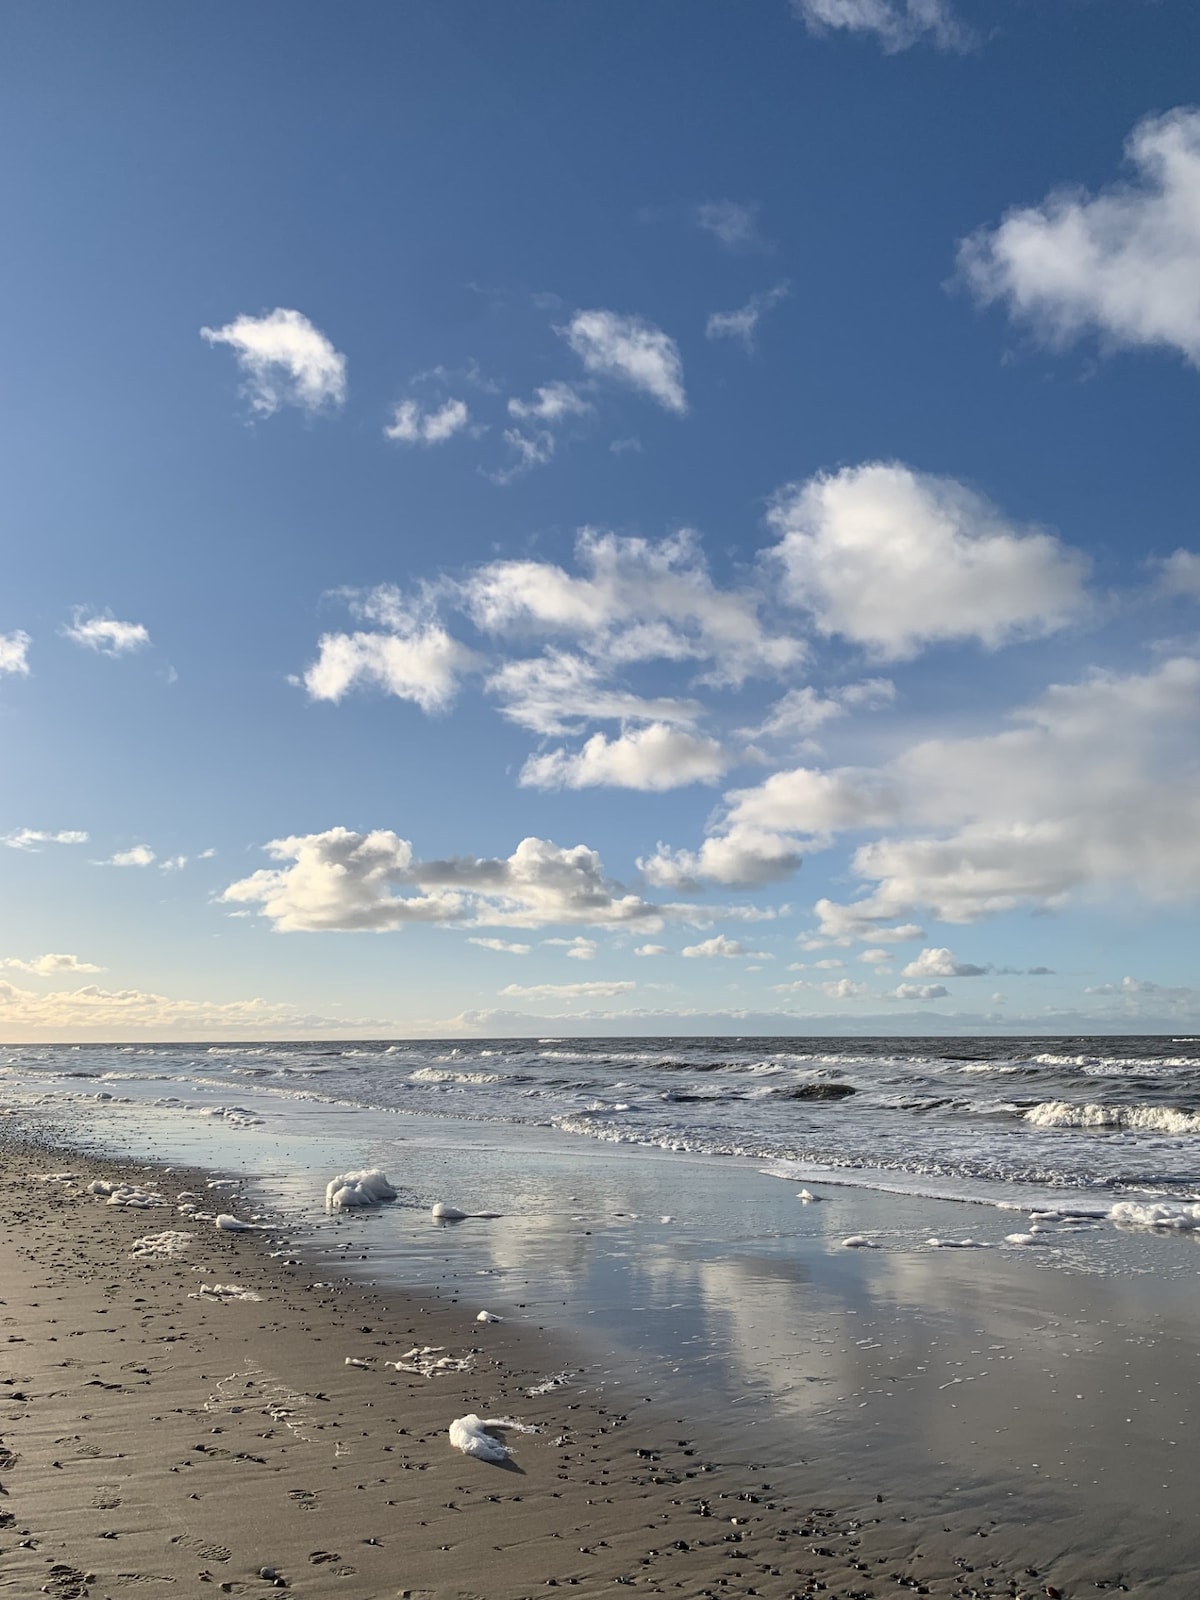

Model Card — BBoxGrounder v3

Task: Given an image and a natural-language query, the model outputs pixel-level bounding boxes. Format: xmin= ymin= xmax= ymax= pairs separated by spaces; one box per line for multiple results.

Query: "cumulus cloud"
xmin=769 ymin=462 xmax=1088 ymax=659
xmin=639 ymin=827 xmax=804 ymax=891
xmin=520 ymin=724 xmax=731 ymax=792
xmin=959 ymin=109 xmax=1200 ymax=370
xmin=805 ymin=653 xmax=1200 ymax=926
xmin=744 ymin=680 xmax=895 ymax=742
xmin=682 ymin=935 xmax=749 ymax=959
xmin=694 ymin=200 xmax=763 ymax=249
xmin=107 ymin=845 xmax=156 ymax=867
xmin=300 ymin=590 xmax=478 ymax=712
xmin=468 ymin=937 xmax=532 ymax=955
xmin=822 ymin=977 xmax=868 ymax=999
xmin=890 ymin=982 xmax=950 ymax=1000
xmin=1157 ymin=549 xmax=1200 ymax=598
xmin=706 ymin=282 xmax=790 ymax=350
xmin=2 ymin=828 xmax=88 ymax=851
xmin=499 ymin=980 xmax=636 ymax=1000
xmin=63 ymin=609 xmax=151 ymax=656
xmin=464 ymin=527 xmax=801 ymax=686
xmin=201 ymin=307 xmax=347 ymax=416
xmin=384 ymin=397 xmax=470 ymax=445
xmin=1 ymin=953 xmax=103 ymax=975
xmin=545 ymin=936 xmax=598 ymax=960
xmin=561 ymin=310 xmax=687 ymax=413
xmin=222 ymin=828 xmax=692 ymax=933
xmin=0 ymin=630 xmax=31 ymax=676
xmin=634 ymin=944 xmax=668 ymax=956
xmin=790 ymin=0 xmax=969 ymax=52
xmin=902 ymin=946 xmax=989 ymax=978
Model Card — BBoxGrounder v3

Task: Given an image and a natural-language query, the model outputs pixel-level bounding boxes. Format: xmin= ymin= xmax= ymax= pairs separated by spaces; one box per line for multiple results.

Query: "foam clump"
xmin=1004 ymin=1231 xmax=1049 ymax=1246
xmin=387 ymin=1346 xmax=475 ymax=1377
xmin=188 ymin=1283 xmax=262 ymax=1302
xmin=1109 ymin=1199 xmax=1200 ymax=1230
xmin=927 ymin=1237 xmax=988 ymax=1249
xmin=90 ymin=1179 xmax=167 ymax=1209
xmin=432 ymin=1201 xmax=501 ymax=1221
xmin=448 ymin=1413 xmax=534 ymax=1463
xmin=131 ymin=1230 xmax=196 ymax=1260
xmin=326 ymin=1168 xmax=399 ymax=1210
xmin=215 ymin=1213 xmax=263 ymax=1232
xmin=476 ymin=1310 xmax=502 ymax=1323
xmin=841 ymin=1235 xmax=877 ymax=1248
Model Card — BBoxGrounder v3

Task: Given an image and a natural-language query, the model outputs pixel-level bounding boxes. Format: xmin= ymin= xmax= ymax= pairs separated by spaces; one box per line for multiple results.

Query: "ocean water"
xmin=5 ymin=1033 xmax=1200 ymax=1209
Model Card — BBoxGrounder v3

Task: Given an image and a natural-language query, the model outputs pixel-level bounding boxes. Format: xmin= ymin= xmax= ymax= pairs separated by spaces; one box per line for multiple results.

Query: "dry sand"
xmin=0 ymin=1132 xmax=1136 ymax=1599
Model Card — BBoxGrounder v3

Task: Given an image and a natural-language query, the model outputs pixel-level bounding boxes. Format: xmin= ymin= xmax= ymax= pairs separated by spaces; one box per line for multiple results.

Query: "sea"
xmin=5 ymin=1032 xmax=1200 ymax=1215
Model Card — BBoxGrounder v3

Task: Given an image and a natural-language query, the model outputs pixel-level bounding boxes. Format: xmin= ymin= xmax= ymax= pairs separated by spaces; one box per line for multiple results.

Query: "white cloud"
xmin=0 ymin=977 xmax=384 ymax=1039
xmin=486 ymin=651 xmax=702 ymax=737
xmin=694 ymin=200 xmax=762 ymax=249
xmin=1084 ymin=975 xmax=1194 ymax=999
xmin=2 ymin=828 xmax=88 ymax=851
xmin=769 ymin=462 xmax=1088 ymax=659
xmin=108 ymin=845 xmax=155 ymax=867
xmin=159 ymin=855 xmax=188 ymax=872
xmin=301 ymin=594 xmax=478 ymax=714
xmin=1 ymin=953 xmax=103 ymax=975
xmin=682 ymin=935 xmax=748 ymax=959
xmin=464 ymin=527 xmax=801 ymax=685
xmin=0 ymin=630 xmax=32 ymax=676
xmin=490 ymin=428 xmax=557 ymax=484
xmin=499 ymin=980 xmax=636 ymax=1000
xmin=520 ymin=724 xmax=731 ymax=792
xmin=806 ymin=653 xmax=1200 ymax=926
xmin=1157 ymin=549 xmax=1200 ymax=598
xmin=890 ymin=982 xmax=950 ymax=1000
xmin=63 ymin=609 xmax=151 ymax=656
xmin=858 ymin=948 xmax=892 ymax=964
xmin=639 ymin=827 xmax=803 ymax=891
xmin=791 ymin=0 xmax=969 ymax=53
xmin=959 ymin=109 xmax=1200 ymax=370
xmin=706 ymin=283 xmax=790 ymax=350
xmin=634 ymin=944 xmax=668 ymax=957
xmin=744 ymin=679 xmax=896 ymax=743
xmin=201 ymin=307 xmax=347 ymax=416
xmin=222 ymin=828 xmax=692 ymax=933
xmin=468 ymin=937 xmax=532 ymax=955
xmin=902 ymin=946 xmax=989 ymax=978
xmin=822 ymin=977 xmax=867 ymax=999
xmin=545 ymin=936 xmax=598 ymax=961
xmin=384 ymin=397 xmax=470 ymax=445
xmin=507 ymin=382 xmax=592 ymax=423
xmin=561 ymin=310 xmax=687 ymax=414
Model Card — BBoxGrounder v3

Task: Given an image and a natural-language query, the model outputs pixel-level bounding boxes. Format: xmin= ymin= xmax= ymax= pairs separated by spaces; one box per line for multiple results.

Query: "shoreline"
xmin=2 ymin=1121 xmax=1199 ymax=1597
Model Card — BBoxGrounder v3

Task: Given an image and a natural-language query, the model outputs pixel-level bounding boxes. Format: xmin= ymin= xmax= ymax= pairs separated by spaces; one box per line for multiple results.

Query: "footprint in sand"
xmin=91 ymin=1486 xmax=122 ymax=1509
xmin=170 ymin=1533 xmax=231 ymax=1561
xmin=44 ymin=1565 xmax=90 ymax=1599
xmin=289 ymin=1488 xmax=320 ymax=1511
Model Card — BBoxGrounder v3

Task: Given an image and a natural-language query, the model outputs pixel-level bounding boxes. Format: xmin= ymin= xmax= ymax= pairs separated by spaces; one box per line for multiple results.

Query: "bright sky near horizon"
xmin=2 ymin=0 xmax=1200 ymax=1041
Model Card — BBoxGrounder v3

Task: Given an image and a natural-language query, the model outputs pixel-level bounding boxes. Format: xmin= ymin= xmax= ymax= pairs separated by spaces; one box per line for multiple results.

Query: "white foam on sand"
xmin=476 ymin=1310 xmax=502 ymax=1323
xmin=927 ymin=1237 xmax=989 ymax=1248
xmin=448 ymin=1413 xmax=536 ymax=1463
xmin=89 ymin=1179 xmax=167 ymax=1209
xmin=189 ymin=1283 xmax=263 ymax=1302
xmin=386 ymin=1346 xmax=475 ymax=1377
xmin=841 ymin=1235 xmax=877 ymax=1248
xmin=432 ymin=1201 xmax=501 ymax=1221
xmin=131 ymin=1230 xmax=196 ymax=1260
xmin=215 ymin=1213 xmax=264 ymax=1232
xmin=325 ymin=1168 xmax=399 ymax=1209
xmin=1004 ymin=1231 xmax=1051 ymax=1246
xmin=1108 ymin=1199 xmax=1200 ymax=1230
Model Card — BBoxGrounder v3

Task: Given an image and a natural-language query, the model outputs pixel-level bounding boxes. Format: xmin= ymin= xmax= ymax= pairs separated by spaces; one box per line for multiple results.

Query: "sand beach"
xmin=3 ymin=1076 xmax=1199 ymax=1600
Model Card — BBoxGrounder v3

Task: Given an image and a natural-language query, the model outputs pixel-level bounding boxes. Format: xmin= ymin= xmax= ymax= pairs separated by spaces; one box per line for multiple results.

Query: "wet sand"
xmin=2 ymin=1125 xmax=1197 ymax=1599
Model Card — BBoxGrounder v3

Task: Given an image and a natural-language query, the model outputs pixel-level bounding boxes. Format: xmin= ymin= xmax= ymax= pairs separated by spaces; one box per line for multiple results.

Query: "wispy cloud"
xmin=0 ymin=630 xmax=32 ymax=676
xmin=706 ymin=283 xmax=790 ymax=350
xmin=384 ymin=397 xmax=471 ymax=445
xmin=2 ymin=952 xmax=103 ymax=975
xmin=201 ymin=307 xmax=347 ymax=417
xmin=499 ymin=980 xmax=636 ymax=1000
xmin=791 ymin=0 xmax=970 ymax=54
xmin=561 ymin=310 xmax=687 ymax=414
xmin=694 ymin=200 xmax=764 ymax=250
xmin=63 ymin=609 xmax=151 ymax=657
xmin=2 ymin=828 xmax=89 ymax=851
xmin=107 ymin=845 xmax=156 ymax=867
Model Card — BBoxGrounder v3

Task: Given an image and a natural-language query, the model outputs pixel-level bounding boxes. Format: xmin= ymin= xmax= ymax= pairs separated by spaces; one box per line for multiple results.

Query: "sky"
xmin=2 ymin=0 xmax=1199 ymax=1040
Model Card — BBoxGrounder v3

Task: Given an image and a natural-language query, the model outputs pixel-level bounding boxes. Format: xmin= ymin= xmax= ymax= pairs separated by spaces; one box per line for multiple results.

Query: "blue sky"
xmin=2 ymin=0 xmax=1199 ymax=1039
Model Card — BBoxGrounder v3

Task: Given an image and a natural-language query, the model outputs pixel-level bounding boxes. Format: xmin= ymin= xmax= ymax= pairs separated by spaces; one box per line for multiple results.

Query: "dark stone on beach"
xmin=780 ymin=1084 xmax=856 ymax=1100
